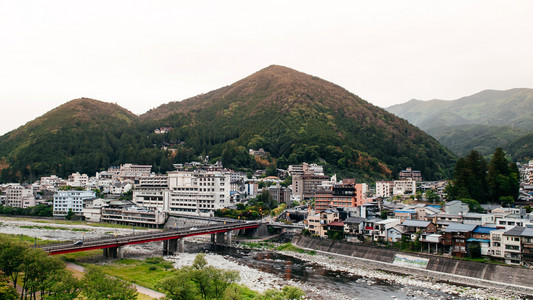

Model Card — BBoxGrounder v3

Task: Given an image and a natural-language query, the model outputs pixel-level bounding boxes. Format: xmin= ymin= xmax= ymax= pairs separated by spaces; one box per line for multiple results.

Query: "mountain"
xmin=0 ymin=66 xmax=456 ymax=182
xmin=0 ymin=99 xmax=154 ymax=182
xmin=386 ymin=88 xmax=533 ymax=157
xmin=140 ymin=65 xmax=455 ymax=180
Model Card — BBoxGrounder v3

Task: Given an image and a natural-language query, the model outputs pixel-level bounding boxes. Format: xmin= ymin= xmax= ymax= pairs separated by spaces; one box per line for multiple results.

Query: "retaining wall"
xmin=293 ymin=236 xmax=533 ymax=289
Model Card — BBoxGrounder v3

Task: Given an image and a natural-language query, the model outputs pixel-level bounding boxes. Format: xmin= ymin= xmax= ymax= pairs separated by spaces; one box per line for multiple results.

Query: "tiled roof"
xmin=473 ymin=226 xmax=497 ymax=234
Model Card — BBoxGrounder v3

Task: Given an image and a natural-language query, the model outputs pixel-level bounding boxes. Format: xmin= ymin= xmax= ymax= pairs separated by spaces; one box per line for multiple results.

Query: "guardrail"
xmin=37 ymin=221 xmax=261 ymax=253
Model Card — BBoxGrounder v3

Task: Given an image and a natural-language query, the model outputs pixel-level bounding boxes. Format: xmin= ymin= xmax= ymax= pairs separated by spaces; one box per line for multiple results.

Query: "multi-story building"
xmin=101 ymin=201 xmax=167 ymax=228
xmin=292 ymin=174 xmax=329 ymax=201
xmin=392 ymin=180 xmax=416 ymax=195
xmin=399 ymin=167 xmax=423 ymax=181
xmin=5 ymin=185 xmax=34 ymax=208
xmin=315 ymin=179 xmax=366 ymax=212
xmin=462 ymin=213 xmax=495 ymax=226
xmin=307 ymin=209 xmax=339 ymax=237
xmin=53 ymin=190 xmax=96 ymax=217
xmin=501 ymin=226 xmax=524 ymax=265
xmin=132 ymin=175 xmax=169 ymax=211
xmin=167 ymin=169 xmax=232 ymax=216
xmin=67 ymin=172 xmax=89 ymax=187
xmin=375 ymin=181 xmax=393 ymax=198
xmin=441 ymin=223 xmax=477 ymax=257
xmin=374 ymin=219 xmax=402 ymax=242
xmin=268 ymin=185 xmax=292 ymax=205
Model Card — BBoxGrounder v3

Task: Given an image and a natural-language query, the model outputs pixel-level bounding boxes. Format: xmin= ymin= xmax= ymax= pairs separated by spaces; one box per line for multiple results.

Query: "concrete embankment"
xmin=292 ymin=236 xmax=533 ymax=295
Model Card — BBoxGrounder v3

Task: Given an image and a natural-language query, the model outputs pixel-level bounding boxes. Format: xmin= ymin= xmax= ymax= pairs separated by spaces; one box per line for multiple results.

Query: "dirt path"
xmin=65 ymin=262 xmax=166 ymax=299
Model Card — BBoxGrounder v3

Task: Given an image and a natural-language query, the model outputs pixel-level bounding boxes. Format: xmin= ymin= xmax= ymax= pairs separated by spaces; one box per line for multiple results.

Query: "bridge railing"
xmin=37 ymin=221 xmax=261 ymax=251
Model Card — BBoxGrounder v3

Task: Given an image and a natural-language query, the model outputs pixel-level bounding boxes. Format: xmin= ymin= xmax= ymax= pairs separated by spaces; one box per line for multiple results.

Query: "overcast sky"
xmin=1 ymin=0 xmax=533 ymax=135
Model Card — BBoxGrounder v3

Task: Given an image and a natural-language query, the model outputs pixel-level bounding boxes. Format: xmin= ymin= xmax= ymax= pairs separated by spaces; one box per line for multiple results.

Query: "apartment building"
xmin=292 ymin=174 xmax=329 ymax=201
xmin=53 ymin=190 xmax=96 ymax=217
xmin=132 ymin=175 xmax=169 ymax=211
xmin=167 ymin=169 xmax=232 ymax=216
xmin=5 ymin=185 xmax=34 ymax=208
xmin=315 ymin=179 xmax=365 ymax=212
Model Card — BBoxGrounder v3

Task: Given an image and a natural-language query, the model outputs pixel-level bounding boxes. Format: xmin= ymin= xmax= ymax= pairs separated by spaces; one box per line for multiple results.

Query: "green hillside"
xmin=428 ymin=125 xmax=527 ymax=157
xmin=0 ymin=99 xmax=173 ymax=182
xmin=0 ymin=66 xmax=456 ymax=182
xmin=386 ymin=88 xmax=533 ymax=158
xmin=141 ymin=65 xmax=455 ymax=180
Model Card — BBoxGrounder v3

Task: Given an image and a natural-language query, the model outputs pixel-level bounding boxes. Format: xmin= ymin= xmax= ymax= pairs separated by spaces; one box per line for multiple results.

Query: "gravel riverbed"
xmin=0 ymin=217 xmax=526 ymax=299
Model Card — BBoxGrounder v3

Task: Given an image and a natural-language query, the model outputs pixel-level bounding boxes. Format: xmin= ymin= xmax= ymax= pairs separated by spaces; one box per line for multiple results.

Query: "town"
xmin=2 ymin=153 xmax=533 ymax=267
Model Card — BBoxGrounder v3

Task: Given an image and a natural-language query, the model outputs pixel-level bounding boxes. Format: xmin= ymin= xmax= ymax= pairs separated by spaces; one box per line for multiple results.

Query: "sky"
xmin=1 ymin=0 xmax=533 ymax=135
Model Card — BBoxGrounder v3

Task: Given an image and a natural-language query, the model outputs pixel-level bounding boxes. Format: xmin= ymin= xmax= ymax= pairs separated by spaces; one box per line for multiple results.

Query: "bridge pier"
xmin=211 ymin=231 xmax=232 ymax=246
xmin=163 ymin=238 xmax=184 ymax=255
xmin=103 ymin=246 xmax=121 ymax=258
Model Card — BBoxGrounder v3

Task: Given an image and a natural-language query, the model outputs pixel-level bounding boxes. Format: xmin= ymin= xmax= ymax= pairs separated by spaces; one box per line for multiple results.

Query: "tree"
xmin=82 ymin=266 xmax=137 ymax=300
xmin=425 ymin=190 xmax=439 ymax=203
xmin=447 ymin=150 xmax=488 ymax=203
xmin=459 ymin=198 xmax=483 ymax=213
xmin=65 ymin=209 xmax=75 ymax=220
xmin=158 ymin=268 xmax=197 ymax=300
xmin=0 ymin=270 xmax=17 ymax=300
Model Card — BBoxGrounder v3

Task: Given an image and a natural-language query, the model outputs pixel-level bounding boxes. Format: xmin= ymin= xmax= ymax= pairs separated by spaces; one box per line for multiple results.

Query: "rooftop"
xmin=443 ymin=223 xmax=477 ymax=233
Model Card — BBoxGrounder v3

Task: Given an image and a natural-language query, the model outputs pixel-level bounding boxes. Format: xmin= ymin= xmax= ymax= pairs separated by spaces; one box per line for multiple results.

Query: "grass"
xmin=276 ymin=242 xmax=316 ymax=255
xmin=31 ymin=219 xmax=151 ymax=230
xmin=92 ymin=258 xmax=175 ymax=291
xmin=20 ymin=225 xmax=90 ymax=232
xmin=241 ymin=241 xmax=276 ymax=250
xmin=59 ymin=249 xmax=103 ymax=263
xmin=0 ymin=233 xmax=62 ymax=246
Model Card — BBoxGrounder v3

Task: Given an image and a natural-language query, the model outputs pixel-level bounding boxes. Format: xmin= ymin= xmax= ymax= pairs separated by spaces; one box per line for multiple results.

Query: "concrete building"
xmin=307 ymin=209 xmax=339 ymax=237
xmin=399 ymin=167 xmax=423 ymax=181
xmin=101 ymin=201 xmax=167 ymax=228
xmin=315 ymin=179 xmax=366 ymax=212
xmin=167 ymin=169 xmax=232 ymax=216
xmin=292 ymin=174 xmax=329 ymax=201
xmin=393 ymin=180 xmax=416 ymax=195
xmin=53 ymin=190 xmax=96 ymax=217
xmin=67 ymin=172 xmax=89 ymax=187
xmin=444 ymin=200 xmax=470 ymax=215
xmin=132 ymin=175 xmax=169 ymax=211
xmin=374 ymin=219 xmax=402 ymax=242
xmin=375 ymin=181 xmax=393 ymax=198
xmin=5 ymin=185 xmax=34 ymax=208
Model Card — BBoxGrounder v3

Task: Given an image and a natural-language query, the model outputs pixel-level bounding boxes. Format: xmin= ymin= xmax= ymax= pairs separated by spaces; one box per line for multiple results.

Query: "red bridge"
xmin=38 ymin=221 xmax=261 ymax=256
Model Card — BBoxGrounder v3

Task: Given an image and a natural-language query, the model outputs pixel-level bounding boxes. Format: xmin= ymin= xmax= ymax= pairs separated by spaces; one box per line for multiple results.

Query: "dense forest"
xmin=0 ymin=66 xmax=456 ymax=183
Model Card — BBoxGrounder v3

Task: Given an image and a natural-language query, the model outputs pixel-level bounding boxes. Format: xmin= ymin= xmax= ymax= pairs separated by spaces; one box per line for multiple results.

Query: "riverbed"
xmin=0 ymin=216 xmax=524 ymax=299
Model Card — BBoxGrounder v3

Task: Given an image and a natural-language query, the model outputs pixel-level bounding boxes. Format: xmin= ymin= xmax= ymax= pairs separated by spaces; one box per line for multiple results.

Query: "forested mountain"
xmin=0 ymin=99 xmax=173 ymax=182
xmin=386 ymin=88 xmax=533 ymax=158
xmin=0 ymin=66 xmax=456 ymax=182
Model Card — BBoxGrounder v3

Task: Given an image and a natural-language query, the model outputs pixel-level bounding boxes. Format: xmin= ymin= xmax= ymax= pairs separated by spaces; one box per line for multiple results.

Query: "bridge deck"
xmin=37 ymin=221 xmax=260 ymax=255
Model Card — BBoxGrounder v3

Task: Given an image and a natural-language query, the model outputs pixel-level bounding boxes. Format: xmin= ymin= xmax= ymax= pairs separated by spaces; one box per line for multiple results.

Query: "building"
xmin=292 ymin=174 xmax=329 ymax=201
xmin=375 ymin=181 xmax=393 ymax=198
xmin=399 ymin=167 xmax=423 ymax=181
xmin=101 ymin=201 xmax=167 ymax=228
xmin=307 ymin=209 xmax=339 ymax=237
xmin=132 ymin=175 xmax=169 ymax=211
xmin=374 ymin=219 xmax=402 ymax=242
xmin=249 ymin=148 xmax=268 ymax=157
xmin=441 ymin=223 xmax=477 ymax=257
xmin=444 ymin=200 xmax=470 ymax=215
xmin=67 ymin=172 xmax=89 ymax=187
xmin=268 ymin=185 xmax=292 ymax=205
xmin=314 ymin=179 xmax=365 ymax=212
xmin=167 ymin=169 xmax=232 ymax=216
xmin=462 ymin=213 xmax=495 ymax=226
xmin=53 ymin=190 xmax=96 ymax=217
xmin=5 ymin=185 xmax=34 ymax=208
xmin=392 ymin=180 xmax=416 ymax=195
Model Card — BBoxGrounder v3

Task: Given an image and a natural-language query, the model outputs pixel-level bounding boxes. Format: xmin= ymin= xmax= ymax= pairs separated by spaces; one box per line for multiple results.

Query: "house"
xmin=394 ymin=210 xmax=417 ymax=221
xmin=444 ymin=200 xmax=469 ymax=215
xmin=468 ymin=226 xmax=497 ymax=256
xmin=421 ymin=233 xmax=442 ymax=254
xmin=433 ymin=214 xmax=463 ymax=231
xmin=441 ymin=223 xmax=477 ymax=257
xmin=373 ymin=219 xmax=402 ymax=242
xmin=344 ymin=217 xmax=365 ymax=242
xmin=307 ymin=209 xmax=340 ymax=237
xmin=400 ymin=220 xmax=436 ymax=237
xmin=496 ymin=218 xmax=532 ymax=230
xmin=462 ymin=213 xmax=495 ymax=226
xmin=501 ymin=226 xmax=525 ymax=265
xmin=387 ymin=226 xmax=405 ymax=243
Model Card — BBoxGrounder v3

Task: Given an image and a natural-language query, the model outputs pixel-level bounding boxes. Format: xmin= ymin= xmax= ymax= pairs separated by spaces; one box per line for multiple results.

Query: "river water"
xmin=184 ymin=242 xmax=466 ymax=300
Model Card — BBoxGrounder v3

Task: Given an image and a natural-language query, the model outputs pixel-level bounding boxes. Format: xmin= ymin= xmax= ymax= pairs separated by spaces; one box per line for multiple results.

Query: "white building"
xmin=375 ymin=181 xmax=393 ymax=198
xmin=167 ymin=170 xmax=232 ymax=216
xmin=67 ymin=172 xmax=89 ymax=187
xmin=393 ymin=180 xmax=416 ymax=195
xmin=132 ymin=175 xmax=169 ymax=211
xmin=5 ymin=185 xmax=34 ymax=208
xmin=53 ymin=190 xmax=96 ymax=217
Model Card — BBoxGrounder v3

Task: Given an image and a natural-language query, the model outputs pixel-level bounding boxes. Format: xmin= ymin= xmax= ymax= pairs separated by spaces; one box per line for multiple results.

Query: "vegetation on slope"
xmin=0 ymin=66 xmax=456 ymax=182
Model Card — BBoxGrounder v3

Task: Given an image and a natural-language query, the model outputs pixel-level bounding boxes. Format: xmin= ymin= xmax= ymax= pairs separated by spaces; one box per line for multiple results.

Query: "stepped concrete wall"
xmin=293 ymin=236 xmax=533 ymax=289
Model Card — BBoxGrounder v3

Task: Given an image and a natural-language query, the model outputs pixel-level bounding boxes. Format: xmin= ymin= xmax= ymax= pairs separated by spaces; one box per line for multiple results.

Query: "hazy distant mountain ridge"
xmin=386 ymin=88 xmax=533 ymax=158
xmin=0 ymin=66 xmax=456 ymax=182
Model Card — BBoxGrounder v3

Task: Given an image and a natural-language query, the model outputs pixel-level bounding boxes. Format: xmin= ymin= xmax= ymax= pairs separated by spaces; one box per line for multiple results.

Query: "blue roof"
xmin=427 ymin=205 xmax=441 ymax=209
xmin=467 ymin=238 xmax=490 ymax=243
xmin=473 ymin=226 xmax=497 ymax=234
xmin=394 ymin=210 xmax=416 ymax=214
xmin=230 ymin=191 xmax=238 ymax=195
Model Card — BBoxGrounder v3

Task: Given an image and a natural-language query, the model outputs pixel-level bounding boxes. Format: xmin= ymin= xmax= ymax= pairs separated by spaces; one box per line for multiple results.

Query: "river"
xmin=0 ymin=217 xmax=516 ymax=299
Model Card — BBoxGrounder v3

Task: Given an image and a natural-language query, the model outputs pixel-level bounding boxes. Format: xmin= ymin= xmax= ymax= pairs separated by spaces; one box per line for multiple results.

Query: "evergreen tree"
xmin=488 ymin=148 xmax=519 ymax=204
